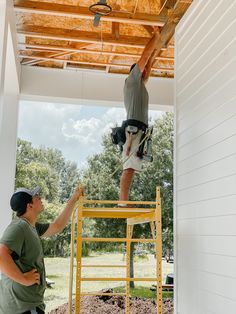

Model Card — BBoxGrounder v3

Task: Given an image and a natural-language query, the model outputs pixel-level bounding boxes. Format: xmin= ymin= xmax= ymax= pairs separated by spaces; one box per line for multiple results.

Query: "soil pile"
xmin=49 ymin=290 xmax=173 ymax=314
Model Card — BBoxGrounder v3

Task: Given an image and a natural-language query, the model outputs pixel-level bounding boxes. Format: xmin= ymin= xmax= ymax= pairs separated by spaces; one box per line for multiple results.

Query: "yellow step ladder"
xmin=68 ymin=186 xmax=162 ymax=314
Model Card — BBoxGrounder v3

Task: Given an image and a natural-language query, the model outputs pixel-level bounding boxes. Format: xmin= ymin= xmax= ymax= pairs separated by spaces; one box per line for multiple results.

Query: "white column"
xmin=0 ymin=1 xmax=20 ymax=237
xmin=0 ymin=1 xmax=8 ymax=127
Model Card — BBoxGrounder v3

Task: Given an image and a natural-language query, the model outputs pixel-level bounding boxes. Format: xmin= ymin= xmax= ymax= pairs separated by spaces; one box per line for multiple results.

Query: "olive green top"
xmin=0 ymin=218 xmax=49 ymax=314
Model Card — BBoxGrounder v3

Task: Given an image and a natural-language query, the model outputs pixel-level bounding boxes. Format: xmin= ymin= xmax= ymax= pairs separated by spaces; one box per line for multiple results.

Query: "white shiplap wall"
xmin=175 ymin=1 xmax=236 ymax=313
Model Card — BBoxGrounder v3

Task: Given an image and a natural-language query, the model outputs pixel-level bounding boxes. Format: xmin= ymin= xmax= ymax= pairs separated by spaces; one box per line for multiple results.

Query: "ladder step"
xmin=82 ymin=237 xmax=157 ymax=242
xmin=80 ymin=277 xmax=158 ymax=282
xmin=83 ymin=207 xmax=155 ymax=212
xmin=81 ymin=292 xmax=126 ymax=296
xmin=83 ymin=200 xmax=157 ymax=205
xmin=82 ymin=265 xmax=126 ymax=268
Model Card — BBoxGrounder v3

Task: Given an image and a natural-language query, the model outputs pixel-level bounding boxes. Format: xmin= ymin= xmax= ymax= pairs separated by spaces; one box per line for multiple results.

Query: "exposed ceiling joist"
xmin=17 ymin=25 xmax=175 ymax=49
xmin=19 ymin=43 xmax=174 ymax=61
xmin=13 ymin=0 xmax=192 ymax=76
xmin=160 ymin=0 xmax=191 ymax=11
xmin=14 ymin=0 xmax=167 ymax=27
xmin=106 ymin=46 xmax=116 ymax=73
xmin=142 ymin=25 xmax=154 ymax=36
xmin=23 ymin=51 xmax=72 ymax=66
xmin=19 ymin=54 xmax=174 ymax=72
xmin=22 ymin=42 xmax=90 ymax=66
xmin=160 ymin=0 xmax=178 ymax=11
xmin=112 ymin=22 xmax=120 ymax=39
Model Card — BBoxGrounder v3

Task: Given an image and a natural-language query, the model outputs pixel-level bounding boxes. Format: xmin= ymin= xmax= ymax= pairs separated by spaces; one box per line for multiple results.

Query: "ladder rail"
xmin=68 ymin=208 xmax=77 ymax=314
xmin=70 ymin=186 xmax=162 ymax=314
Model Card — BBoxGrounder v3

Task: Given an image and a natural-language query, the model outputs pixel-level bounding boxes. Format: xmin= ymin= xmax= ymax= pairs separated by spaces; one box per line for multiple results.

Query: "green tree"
xmin=15 ymin=139 xmax=80 ymax=203
xmin=16 ymin=161 xmax=59 ymax=202
xmin=38 ymin=202 xmax=72 ymax=257
xmin=15 ymin=139 xmax=81 ymax=257
xmin=134 ymin=112 xmax=174 ymax=252
xmin=60 ymin=161 xmax=80 ymax=203
xmin=16 ymin=139 xmax=62 ymax=202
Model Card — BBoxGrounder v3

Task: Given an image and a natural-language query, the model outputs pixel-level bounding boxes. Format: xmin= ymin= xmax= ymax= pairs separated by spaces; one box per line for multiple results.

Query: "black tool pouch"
xmin=111 ymin=126 xmax=126 ymax=146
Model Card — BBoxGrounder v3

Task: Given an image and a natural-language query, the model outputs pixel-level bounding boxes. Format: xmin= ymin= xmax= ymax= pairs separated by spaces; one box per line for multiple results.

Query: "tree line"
xmin=15 ymin=112 xmax=173 ymax=258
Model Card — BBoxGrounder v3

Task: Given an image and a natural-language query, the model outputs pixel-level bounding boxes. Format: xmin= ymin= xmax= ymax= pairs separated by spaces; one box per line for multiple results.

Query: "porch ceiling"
xmin=14 ymin=0 xmax=192 ymax=77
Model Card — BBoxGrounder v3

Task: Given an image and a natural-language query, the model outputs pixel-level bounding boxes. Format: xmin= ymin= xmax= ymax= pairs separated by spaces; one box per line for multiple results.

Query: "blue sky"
xmin=18 ymin=101 xmax=162 ymax=168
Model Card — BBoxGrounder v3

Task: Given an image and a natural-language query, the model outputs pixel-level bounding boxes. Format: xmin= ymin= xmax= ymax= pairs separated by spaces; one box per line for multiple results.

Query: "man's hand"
xmin=153 ymin=26 xmax=161 ymax=34
xmin=70 ymin=185 xmax=84 ymax=203
xmin=41 ymin=184 xmax=83 ymax=237
xmin=22 ymin=268 xmax=40 ymax=286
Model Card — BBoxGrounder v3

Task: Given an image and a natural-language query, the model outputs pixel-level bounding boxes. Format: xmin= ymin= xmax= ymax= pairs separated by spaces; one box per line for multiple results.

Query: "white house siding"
xmin=175 ymin=1 xmax=236 ymax=313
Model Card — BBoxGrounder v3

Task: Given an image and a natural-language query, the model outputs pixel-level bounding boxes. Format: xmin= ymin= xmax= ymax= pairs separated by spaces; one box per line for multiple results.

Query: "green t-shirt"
xmin=124 ymin=64 xmax=149 ymax=125
xmin=0 ymin=218 xmax=49 ymax=314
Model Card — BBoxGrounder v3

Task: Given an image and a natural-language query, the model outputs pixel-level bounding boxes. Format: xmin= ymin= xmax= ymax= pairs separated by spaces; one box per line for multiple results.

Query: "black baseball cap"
xmin=10 ymin=187 xmax=41 ymax=216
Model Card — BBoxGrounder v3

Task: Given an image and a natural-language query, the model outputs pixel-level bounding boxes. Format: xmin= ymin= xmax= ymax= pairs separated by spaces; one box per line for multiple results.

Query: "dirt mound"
xmin=49 ymin=291 xmax=173 ymax=314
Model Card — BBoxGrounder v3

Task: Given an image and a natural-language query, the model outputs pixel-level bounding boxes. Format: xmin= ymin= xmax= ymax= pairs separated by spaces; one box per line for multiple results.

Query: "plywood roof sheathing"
xmin=14 ymin=0 xmax=167 ymax=26
xmin=14 ymin=0 xmax=192 ymax=77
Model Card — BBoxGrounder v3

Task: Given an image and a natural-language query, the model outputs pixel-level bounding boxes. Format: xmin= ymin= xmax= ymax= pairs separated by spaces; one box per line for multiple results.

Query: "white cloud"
xmin=101 ymin=107 xmax=126 ymax=135
xmin=18 ymin=101 xmax=162 ymax=167
xmin=62 ymin=117 xmax=101 ymax=143
xmin=61 ymin=108 xmax=126 ymax=146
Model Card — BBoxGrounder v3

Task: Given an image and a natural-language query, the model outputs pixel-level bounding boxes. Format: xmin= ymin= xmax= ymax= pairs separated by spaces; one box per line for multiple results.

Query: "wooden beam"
xmin=142 ymin=25 xmax=154 ymax=36
xmin=14 ymin=0 xmax=167 ymax=27
xmin=17 ymin=25 xmax=175 ymax=50
xmin=21 ymin=42 xmax=90 ymax=66
xmin=154 ymin=0 xmax=192 ymax=57
xmin=18 ymin=25 xmax=149 ymax=48
xmin=160 ymin=0 xmax=178 ymax=10
xmin=106 ymin=46 xmax=116 ymax=73
xmin=19 ymin=54 xmax=174 ymax=72
xmin=68 ymin=64 xmax=106 ymax=72
xmin=108 ymin=22 xmax=119 ymax=73
xmin=19 ymin=43 xmax=174 ymax=61
xmin=112 ymin=22 xmax=120 ymax=39
xmin=24 ymin=63 xmax=173 ymax=77
xmin=22 ymin=51 xmax=77 ymax=66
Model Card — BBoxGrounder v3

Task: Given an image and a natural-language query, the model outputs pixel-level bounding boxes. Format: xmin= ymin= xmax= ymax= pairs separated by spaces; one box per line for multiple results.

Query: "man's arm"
xmin=137 ymin=28 xmax=160 ymax=73
xmin=0 ymin=244 xmax=40 ymax=286
xmin=142 ymin=49 xmax=157 ymax=82
xmin=41 ymin=185 xmax=82 ymax=237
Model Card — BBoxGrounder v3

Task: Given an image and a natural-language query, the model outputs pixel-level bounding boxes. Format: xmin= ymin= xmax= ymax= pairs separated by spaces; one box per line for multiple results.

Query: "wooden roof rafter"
xmin=14 ymin=0 xmax=167 ymax=27
xmin=19 ymin=43 xmax=174 ymax=61
xmin=19 ymin=54 xmax=174 ymax=72
xmin=17 ymin=25 xmax=175 ymax=49
xmin=22 ymin=42 xmax=91 ymax=66
xmin=14 ymin=0 xmax=192 ymax=77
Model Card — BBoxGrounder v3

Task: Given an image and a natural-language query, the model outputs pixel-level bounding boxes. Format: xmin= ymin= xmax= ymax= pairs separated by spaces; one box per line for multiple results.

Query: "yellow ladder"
xmin=69 ymin=186 xmax=162 ymax=314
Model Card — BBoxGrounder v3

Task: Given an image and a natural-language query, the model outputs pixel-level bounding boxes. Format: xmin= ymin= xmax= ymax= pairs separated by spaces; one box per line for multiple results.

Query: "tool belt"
xmin=111 ymin=119 xmax=148 ymax=148
xmin=137 ymin=126 xmax=153 ymax=162
xmin=111 ymin=120 xmax=153 ymax=162
xmin=123 ymin=119 xmax=148 ymax=132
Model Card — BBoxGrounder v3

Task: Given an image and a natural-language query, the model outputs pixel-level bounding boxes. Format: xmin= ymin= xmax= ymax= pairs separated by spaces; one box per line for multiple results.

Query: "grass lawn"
xmin=114 ymin=286 xmax=173 ymax=299
xmin=44 ymin=253 xmax=174 ymax=313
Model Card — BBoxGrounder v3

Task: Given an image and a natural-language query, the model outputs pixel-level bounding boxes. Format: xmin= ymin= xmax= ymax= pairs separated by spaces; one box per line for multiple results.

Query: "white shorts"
xmin=122 ymin=129 xmax=143 ymax=172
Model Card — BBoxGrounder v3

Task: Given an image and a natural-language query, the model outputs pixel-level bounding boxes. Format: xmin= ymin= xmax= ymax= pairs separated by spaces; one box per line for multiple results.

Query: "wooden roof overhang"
xmin=14 ymin=0 xmax=192 ymax=77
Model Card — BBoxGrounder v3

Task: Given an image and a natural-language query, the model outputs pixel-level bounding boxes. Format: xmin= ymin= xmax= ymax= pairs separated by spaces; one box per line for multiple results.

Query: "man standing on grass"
xmin=0 ymin=185 xmax=82 ymax=314
xmin=119 ymin=28 xmax=160 ymax=203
